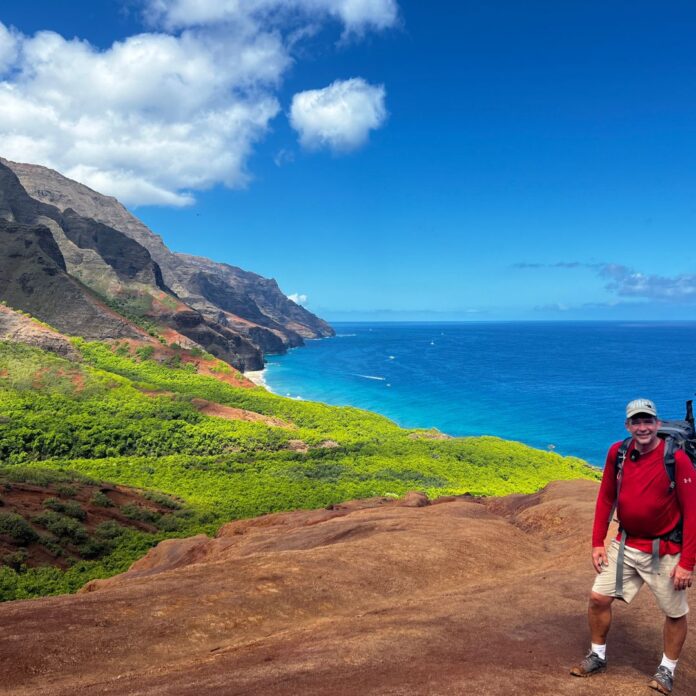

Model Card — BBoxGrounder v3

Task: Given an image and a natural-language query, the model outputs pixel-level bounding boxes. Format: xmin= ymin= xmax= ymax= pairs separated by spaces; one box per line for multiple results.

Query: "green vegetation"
xmin=0 ymin=512 xmax=39 ymax=545
xmin=90 ymin=491 xmax=114 ymax=507
xmin=42 ymin=498 xmax=87 ymax=521
xmin=96 ymin=291 xmax=162 ymax=337
xmin=0 ymin=339 xmax=599 ymax=600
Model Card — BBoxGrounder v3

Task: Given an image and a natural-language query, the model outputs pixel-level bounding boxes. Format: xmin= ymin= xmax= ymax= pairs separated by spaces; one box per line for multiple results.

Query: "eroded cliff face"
xmin=0 ymin=304 xmax=80 ymax=359
xmin=0 ymin=161 xmax=166 ymax=297
xmin=0 ymin=157 xmax=334 ymax=369
xmin=2 ymin=481 xmax=691 ymax=696
xmin=0 ymin=219 xmax=143 ymax=341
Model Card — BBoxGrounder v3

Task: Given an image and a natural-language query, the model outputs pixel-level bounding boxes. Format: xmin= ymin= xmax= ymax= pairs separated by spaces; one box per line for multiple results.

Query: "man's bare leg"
xmin=646 ymin=615 xmax=687 ymax=693
xmin=589 ymin=591 xmax=614 ymax=644
xmin=663 ymin=614 xmax=687 ymax=660
xmin=571 ymin=592 xmax=614 ymax=676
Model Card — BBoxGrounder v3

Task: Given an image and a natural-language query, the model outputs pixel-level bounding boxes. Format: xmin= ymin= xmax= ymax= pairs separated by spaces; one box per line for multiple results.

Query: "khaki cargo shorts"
xmin=592 ymin=539 xmax=689 ymax=618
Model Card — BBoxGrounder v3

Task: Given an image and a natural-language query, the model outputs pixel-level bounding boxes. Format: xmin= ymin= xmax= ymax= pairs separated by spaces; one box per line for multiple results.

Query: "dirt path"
xmin=0 ymin=480 xmax=693 ymax=695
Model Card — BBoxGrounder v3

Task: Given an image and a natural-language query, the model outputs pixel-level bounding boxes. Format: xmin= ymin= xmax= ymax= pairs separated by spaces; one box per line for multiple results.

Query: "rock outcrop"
xmin=1 ymin=480 xmax=692 ymax=695
xmin=1 ymin=157 xmax=334 ymax=367
xmin=0 ymin=304 xmax=79 ymax=359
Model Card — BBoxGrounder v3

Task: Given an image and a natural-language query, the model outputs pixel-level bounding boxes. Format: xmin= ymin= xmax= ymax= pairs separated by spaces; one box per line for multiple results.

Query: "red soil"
xmin=1 ymin=480 xmax=693 ymax=695
xmin=190 ymin=398 xmax=293 ymax=428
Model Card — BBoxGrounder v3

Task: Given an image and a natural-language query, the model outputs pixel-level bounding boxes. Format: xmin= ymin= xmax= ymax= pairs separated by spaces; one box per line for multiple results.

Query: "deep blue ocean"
xmin=262 ymin=322 xmax=696 ymax=466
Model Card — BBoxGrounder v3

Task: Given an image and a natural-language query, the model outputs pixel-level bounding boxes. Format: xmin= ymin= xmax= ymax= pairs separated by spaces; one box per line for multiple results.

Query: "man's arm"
xmin=590 ymin=444 xmax=620 ymax=573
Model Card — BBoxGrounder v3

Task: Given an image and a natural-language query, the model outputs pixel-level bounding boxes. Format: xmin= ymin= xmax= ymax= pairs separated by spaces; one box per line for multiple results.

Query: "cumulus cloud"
xmin=290 ymin=77 xmax=387 ymax=152
xmin=0 ymin=2 xmax=397 ymax=206
xmin=146 ymin=0 xmax=399 ymax=36
xmin=516 ymin=261 xmax=696 ymax=303
xmin=0 ymin=23 xmax=285 ymax=206
xmin=0 ymin=22 xmax=19 ymax=72
xmin=288 ymin=293 xmax=308 ymax=304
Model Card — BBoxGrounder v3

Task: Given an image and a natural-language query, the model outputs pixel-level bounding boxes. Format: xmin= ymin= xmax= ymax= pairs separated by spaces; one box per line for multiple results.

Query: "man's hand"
xmin=670 ymin=564 xmax=693 ymax=591
xmin=592 ymin=546 xmax=608 ymax=574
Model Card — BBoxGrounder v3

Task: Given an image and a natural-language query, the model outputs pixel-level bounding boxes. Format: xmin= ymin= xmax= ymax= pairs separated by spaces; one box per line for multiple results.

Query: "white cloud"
xmin=517 ymin=261 xmax=696 ymax=303
xmin=0 ymin=22 xmax=19 ymax=73
xmin=290 ymin=77 xmax=387 ymax=152
xmin=273 ymin=148 xmax=295 ymax=167
xmin=598 ymin=264 xmax=696 ymax=301
xmin=0 ymin=2 xmax=397 ymax=206
xmin=288 ymin=293 xmax=308 ymax=304
xmin=0 ymin=23 xmax=284 ymax=206
xmin=146 ymin=0 xmax=399 ymax=36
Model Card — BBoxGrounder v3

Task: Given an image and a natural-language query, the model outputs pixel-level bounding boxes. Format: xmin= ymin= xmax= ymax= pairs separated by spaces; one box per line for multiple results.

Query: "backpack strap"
xmin=663 ymin=437 xmax=678 ymax=492
xmin=608 ymin=437 xmax=632 ymax=526
xmin=615 ymin=529 xmax=628 ymax=598
xmin=612 ymin=439 xmax=631 ymax=596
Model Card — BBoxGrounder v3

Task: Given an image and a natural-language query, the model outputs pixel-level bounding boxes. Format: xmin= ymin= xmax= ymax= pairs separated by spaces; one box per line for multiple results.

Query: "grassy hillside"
xmin=0 ymin=339 xmax=599 ymax=600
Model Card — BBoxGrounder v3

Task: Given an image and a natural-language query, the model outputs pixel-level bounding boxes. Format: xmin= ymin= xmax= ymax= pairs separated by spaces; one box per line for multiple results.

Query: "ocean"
xmin=261 ymin=321 xmax=696 ymax=467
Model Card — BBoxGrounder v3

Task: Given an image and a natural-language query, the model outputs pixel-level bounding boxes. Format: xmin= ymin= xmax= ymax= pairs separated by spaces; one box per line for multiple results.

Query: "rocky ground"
xmin=0 ymin=480 xmax=693 ymax=695
xmin=0 ymin=305 xmax=78 ymax=359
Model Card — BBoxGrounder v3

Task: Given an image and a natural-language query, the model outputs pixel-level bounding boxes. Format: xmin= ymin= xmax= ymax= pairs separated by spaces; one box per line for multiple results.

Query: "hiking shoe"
xmin=570 ymin=650 xmax=607 ymax=677
xmin=648 ymin=665 xmax=674 ymax=694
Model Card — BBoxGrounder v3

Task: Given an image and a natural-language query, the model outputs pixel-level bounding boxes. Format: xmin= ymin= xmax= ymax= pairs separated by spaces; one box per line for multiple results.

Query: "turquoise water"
xmin=263 ymin=322 xmax=696 ymax=466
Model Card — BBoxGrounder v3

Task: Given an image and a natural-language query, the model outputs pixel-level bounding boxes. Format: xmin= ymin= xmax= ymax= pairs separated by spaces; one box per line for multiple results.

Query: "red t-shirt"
xmin=592 ymin=439 xmax=696 ymax=572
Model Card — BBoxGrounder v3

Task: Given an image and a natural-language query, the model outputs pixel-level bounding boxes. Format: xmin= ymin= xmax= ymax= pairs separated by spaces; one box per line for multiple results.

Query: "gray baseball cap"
xmin=626 ymin=398 xmax=658 ymax=419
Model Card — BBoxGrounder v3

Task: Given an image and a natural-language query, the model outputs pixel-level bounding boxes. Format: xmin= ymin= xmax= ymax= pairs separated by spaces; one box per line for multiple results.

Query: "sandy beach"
xmin=244 ymin=368 xmax=270 ymax=390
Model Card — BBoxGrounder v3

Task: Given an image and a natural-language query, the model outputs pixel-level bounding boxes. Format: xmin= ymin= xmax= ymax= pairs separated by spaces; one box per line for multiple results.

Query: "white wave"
xmin=245 ymin=369 xmax=269 ymax=390
xmin=336 ymin=333 xmax=357 ymax=337
xmin=354 ymin=374 xmax=386 ymax=381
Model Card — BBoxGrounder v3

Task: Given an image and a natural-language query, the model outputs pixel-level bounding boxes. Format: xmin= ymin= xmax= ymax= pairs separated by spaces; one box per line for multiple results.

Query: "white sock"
xmin=660 ymin=654 xmax=678 ymax=674
xmin=591 ymin=642 xmax=606 ymax=660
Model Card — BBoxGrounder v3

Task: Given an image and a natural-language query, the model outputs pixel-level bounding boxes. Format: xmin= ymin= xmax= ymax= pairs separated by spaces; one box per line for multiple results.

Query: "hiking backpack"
xmin=610 ymin=399 xmax=696 ymax=597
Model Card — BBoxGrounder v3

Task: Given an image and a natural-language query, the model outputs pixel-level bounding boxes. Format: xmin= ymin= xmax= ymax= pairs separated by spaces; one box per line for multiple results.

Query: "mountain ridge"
xmin=0 ymin=157 xmax=333 ymax=370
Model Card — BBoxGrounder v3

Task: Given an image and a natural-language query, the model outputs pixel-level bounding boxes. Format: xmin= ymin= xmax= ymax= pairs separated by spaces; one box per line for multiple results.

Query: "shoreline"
xmin=250 ymin=328 xmax=606 ymax=466
xmin=244 ymin=368 xmax=271 ymax=391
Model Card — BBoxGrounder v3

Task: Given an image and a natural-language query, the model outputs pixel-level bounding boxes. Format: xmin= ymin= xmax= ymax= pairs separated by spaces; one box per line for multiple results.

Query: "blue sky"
xmin=1 ymin=1 xmax=696 ymax=321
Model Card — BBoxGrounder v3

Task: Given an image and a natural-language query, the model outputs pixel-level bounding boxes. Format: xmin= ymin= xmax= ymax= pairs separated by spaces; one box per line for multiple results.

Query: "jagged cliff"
xmin=0 ymin=158 xmax=333 ymax=369
xmin=0 ymin=158 xmax=334 ymax=370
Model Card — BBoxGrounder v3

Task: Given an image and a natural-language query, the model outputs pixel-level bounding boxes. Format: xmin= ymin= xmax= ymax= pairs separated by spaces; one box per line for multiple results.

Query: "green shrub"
xmin=39 ymin=536 xmax=64 ymax=557
xmin=78 ymin=538 xmax=112 ymax=559
xmin=0 ymin=513 xmax=38 ymax=545
xmin=121 ymin=504 xmax=160 ymax=524
xmin=142 ymin=491 xmax=181 ymax=509
xmin=91 ymin=491 xmax=114 ymax=508
xmin=156 ymin=514 xmax=183 ymax=532
xmin=135 ymin=346 xmax=155 ymax=361
xmin=33 ymin=511 xmax=88 ymax=544
xmin=2 ymin=549 xmax=28 ymax=571
xmin=54 ymin=484 xmax=78 ymax=498
xmin=0 ymin=466 xmax=96 ymax=487
xmin=42 ymin=498 xmax=87 ymax=521
xmin=95 ymin=520 xmax=126 ymax=540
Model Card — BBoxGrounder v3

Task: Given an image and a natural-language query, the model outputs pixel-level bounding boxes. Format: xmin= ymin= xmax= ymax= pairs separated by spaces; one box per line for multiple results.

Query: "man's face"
xmin=625 ymin=414 xmax=660 ymax=449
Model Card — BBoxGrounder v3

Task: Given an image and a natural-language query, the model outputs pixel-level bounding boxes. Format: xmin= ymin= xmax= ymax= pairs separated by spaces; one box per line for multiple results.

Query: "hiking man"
xmin=571 ymin=398 xmax=695 ymax=694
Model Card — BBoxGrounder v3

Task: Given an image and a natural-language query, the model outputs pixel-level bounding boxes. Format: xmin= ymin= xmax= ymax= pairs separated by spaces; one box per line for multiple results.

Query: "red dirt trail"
xmin=0 ymin=480 xmax=693 ymax=695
